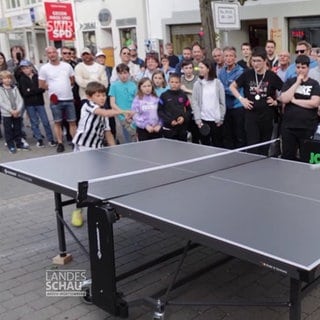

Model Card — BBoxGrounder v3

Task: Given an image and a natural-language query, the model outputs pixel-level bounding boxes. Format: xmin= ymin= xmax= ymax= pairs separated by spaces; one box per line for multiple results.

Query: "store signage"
xmin=291 ymin=30 xmax=305 ymax=38
xmin=44 ymin=2 xmax=75 ymax=41
xmin=79 ymin=22 xmax=96 ymax=31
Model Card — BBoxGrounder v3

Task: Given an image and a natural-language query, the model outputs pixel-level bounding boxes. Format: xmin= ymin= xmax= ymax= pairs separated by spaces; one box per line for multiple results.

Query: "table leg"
xmin=52 ymin=192 xmax=72 ymax=264
xmin=87 ymin=204 xmax=128 ymax=318
xmin=289 ymin=278 xmax=302 ymax=320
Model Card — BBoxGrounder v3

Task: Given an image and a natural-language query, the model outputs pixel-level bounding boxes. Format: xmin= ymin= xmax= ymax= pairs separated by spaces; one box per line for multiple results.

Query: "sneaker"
xmin=56 ymin=143 xmax=65 ymax=153
xmin=71 ymin=209 xmax=83 ymax=227
xmin=36 ymin=139 xmax=44 ymax=148
xmin=21 ymin=138 xmax=29 ymax=148
xmin=8 ymin=146 xmax=16 ymax=154
xmin=17 ymin=144 xmax=30 ymax=151
xmin=49 ymin=140 xmax=57 ymax=147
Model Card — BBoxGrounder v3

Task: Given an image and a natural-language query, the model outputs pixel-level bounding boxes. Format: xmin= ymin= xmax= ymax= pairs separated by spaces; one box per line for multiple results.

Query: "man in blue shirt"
xmin=219 ymin=46 xmax=245 ymax=148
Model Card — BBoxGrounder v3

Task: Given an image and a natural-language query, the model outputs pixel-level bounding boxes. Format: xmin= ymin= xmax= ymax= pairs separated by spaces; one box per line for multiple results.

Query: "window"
xmin=24 ymin=0 xmax=42 ymax=6
xmin=83 ymin=31 xmax=97 ymax=55
xmin=5 ymin=0 xmax=21 ymax=10
xmin=119 ymin=28 xmax=137 ymax=48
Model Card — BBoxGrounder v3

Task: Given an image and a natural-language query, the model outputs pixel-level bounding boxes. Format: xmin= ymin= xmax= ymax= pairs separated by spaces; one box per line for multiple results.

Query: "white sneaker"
xmin=36 ymin=139 xmax=44 ymax=147
xmin=21 ymin=138 xmax=29 ymax=148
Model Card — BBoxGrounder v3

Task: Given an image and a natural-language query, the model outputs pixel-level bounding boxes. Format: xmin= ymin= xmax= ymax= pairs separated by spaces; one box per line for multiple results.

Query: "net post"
xmin=77 ymin=181 xmax=89 ymax=207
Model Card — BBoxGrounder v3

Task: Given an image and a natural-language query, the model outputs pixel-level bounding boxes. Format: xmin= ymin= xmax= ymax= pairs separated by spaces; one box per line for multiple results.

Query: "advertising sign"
xmin=44 ymin=2 xmax=75 ymax=41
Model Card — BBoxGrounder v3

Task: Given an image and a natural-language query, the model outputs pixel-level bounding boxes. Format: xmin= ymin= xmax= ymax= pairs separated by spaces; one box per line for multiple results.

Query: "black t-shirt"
xmin=282 ymin=77 xmax=320 ymax=130
xmin=236 ymin=69 xmax=283 ymax=116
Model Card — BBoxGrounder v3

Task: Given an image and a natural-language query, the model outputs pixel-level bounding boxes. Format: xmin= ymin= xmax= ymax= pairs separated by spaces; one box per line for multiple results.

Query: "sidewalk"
xmin=1 ymin=128 xmax=320 ymax=320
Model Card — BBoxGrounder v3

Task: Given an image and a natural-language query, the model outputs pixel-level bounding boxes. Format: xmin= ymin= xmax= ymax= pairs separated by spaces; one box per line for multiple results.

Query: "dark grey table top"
xmin=2 ymin=139 xmax=320 ymax=271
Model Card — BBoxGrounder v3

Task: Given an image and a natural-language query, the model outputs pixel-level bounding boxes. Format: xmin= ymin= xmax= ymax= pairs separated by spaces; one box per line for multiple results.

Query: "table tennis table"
xmin=1 ymin=138 xmax=320 ymax=320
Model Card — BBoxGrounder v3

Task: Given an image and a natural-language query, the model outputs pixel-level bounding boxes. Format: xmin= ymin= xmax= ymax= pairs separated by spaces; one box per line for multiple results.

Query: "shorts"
xmin=50 ymin=100 xmax=76 ymax=123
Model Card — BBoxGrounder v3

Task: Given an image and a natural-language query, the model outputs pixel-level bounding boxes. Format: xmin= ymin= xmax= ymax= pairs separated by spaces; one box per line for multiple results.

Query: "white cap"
xmin=81 ymin=47 xmax=92 ymax=55
xmin=95 ymin=51 xmax=106 ymax=58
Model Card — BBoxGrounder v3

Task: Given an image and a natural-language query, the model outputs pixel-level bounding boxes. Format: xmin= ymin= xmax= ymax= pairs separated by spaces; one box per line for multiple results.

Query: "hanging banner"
xmin=44 ymin=2 xmax=75 ymax=41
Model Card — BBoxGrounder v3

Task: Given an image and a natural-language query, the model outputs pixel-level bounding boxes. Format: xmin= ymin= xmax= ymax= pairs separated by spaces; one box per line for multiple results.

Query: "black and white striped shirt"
xmin=72 ymin=100 xmax=110 ymax=149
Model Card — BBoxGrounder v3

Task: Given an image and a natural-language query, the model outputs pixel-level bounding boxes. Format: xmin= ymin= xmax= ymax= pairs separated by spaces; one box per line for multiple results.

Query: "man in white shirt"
xmin=39 ymin=46 xmax=77 ymax=153
xmin=74 ymin=47 xmax=108 ymax=101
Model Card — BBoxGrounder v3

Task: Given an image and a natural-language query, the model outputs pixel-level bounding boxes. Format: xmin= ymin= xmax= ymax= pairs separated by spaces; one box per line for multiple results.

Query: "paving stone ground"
xmin=1 ymin=124 xmax=320 ymax=320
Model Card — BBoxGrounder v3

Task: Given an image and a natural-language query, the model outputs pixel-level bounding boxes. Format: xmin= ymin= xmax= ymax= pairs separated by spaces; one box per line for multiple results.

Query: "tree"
xmin=199 ymin=0 xmax=216 ymax=57
xmin=199 ymin=0 xmax=248 ymax=56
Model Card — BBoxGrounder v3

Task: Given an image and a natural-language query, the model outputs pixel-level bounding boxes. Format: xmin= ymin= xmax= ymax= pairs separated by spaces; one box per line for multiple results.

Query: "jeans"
xmin=223 ymin=107 xmax=246 ymax=149
xmin=281 ymin=126 xmax=314 ymax=161
xmin=26 ymin=105 xmax=54 ymax=141
xmin=3 ymin=116 xmax=23 ymax=148
xmin=244 ymin=110 xmax=274 ymax=155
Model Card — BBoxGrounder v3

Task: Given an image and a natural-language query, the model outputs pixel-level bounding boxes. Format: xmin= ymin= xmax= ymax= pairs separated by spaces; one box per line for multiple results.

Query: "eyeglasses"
xmin=122 ymin=52 xmax=131 ymax=55
xmin=295 ymin=50 xmax=306 ymax=54
xmin=62 ymin=52 xmax=71 ymax=55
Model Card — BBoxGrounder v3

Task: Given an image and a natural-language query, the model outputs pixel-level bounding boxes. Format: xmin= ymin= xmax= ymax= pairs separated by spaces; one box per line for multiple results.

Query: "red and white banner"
xmin=44 ymin=2 xmax=75 ymax=41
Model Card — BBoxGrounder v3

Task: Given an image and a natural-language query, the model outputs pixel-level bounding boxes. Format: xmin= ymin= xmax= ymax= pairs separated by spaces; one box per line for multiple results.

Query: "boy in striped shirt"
xmin=71 ymin=81 xmax=126 ymax=227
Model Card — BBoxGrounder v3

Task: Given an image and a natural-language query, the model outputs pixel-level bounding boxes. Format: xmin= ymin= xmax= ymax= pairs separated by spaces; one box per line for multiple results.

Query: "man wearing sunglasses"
xmin=285 ymin=40 xmax=318 ymax=80
xmin=110 ymin=47 xmax=141 ymax=83
xmin=61 ymin=47 xmax=77 ymax=69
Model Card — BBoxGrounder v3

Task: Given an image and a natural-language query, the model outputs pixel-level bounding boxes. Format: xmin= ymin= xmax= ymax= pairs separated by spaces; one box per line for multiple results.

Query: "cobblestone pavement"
xmin=1 ymin=125 xmax=320 ymax=320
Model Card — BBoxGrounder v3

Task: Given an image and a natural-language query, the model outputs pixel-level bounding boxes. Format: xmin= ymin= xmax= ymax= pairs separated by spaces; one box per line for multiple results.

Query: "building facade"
xmin=0 ymin=0 xmax=320 ymax=67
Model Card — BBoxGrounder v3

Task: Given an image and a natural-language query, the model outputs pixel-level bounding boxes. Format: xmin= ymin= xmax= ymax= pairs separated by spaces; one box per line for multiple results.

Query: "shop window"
xmin=248 ymin=24 xmax=267 ymax=48
xmin=289 ymin=16 xmax=320 ymax=53
xmin=83 ymin=31 xmax=97 ymax=55
xmin=119 ymin=28 xmax=137 ymax=48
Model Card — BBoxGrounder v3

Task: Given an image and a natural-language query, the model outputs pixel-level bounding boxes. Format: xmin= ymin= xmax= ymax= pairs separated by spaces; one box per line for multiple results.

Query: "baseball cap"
xmin=95 ymin=51 xmax=106 ymax=58
xmin=81 ymin=47 xmax=92 ymax=55
xmin=128 ymin=45 xmax=137 ymax=50
xmin=19 ymin=59 xmax=31 ymax=67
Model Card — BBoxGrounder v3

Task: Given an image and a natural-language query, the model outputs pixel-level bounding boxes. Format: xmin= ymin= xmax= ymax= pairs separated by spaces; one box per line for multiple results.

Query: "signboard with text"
xmin=44 ymin=2 xmax=75 ymax=41
xmin=212 ymin=2 xmax=240 ymax=30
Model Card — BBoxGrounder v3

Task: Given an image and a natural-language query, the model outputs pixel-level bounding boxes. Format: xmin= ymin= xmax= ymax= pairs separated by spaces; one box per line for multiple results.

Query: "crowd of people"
xmin=1 ymin=40 xmax=320 ymax=161
xmin=1 ymin=39 xmax=320 ymax=226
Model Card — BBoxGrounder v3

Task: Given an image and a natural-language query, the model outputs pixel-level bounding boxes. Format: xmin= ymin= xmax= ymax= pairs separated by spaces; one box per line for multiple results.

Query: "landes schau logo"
xmin=46 ymin=269 xmax=86 ymax=297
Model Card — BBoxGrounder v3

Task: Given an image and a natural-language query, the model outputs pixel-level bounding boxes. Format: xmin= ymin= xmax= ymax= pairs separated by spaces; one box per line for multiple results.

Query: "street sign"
xmin=212 ymin=2 xmax=241 ymax=30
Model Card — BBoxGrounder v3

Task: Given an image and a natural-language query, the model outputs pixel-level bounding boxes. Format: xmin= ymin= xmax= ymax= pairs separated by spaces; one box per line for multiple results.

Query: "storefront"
xmin=289 ymin=16 xmax=320 ymax=52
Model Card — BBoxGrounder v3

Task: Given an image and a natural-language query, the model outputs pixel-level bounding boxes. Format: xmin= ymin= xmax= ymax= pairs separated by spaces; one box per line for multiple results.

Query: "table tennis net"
xmin=78 ymin=148 xmax=265 ymax=204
